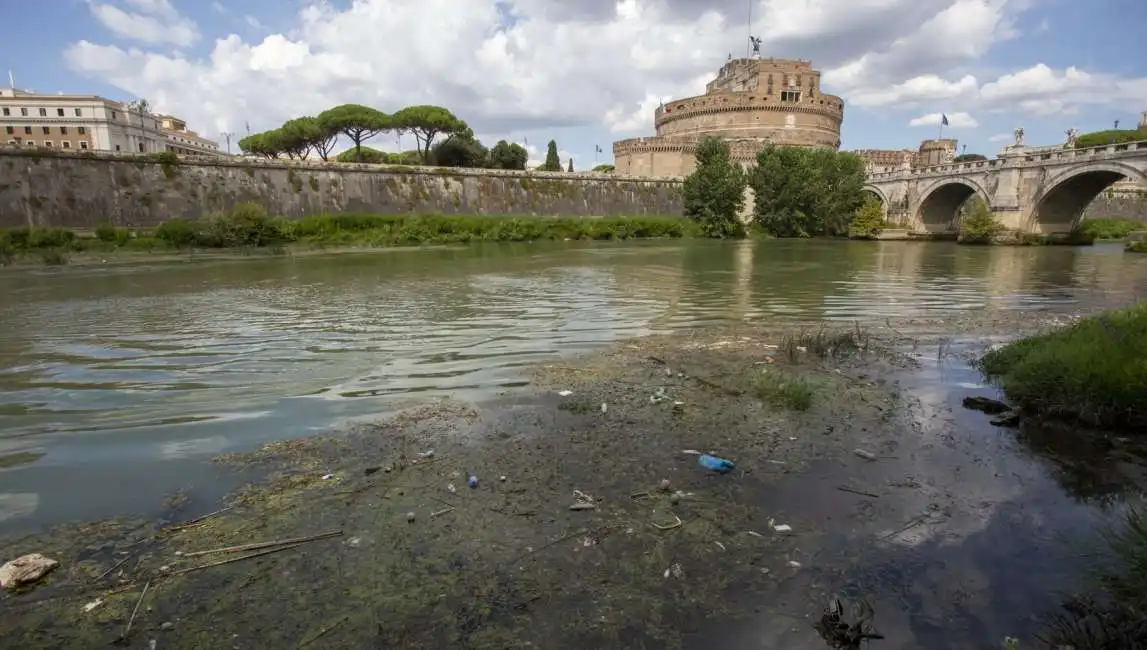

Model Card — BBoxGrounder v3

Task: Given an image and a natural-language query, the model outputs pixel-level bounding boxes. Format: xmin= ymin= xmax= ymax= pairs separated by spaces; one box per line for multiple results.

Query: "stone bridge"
xmin=862 ymin=140 xmax=1147 ymax=234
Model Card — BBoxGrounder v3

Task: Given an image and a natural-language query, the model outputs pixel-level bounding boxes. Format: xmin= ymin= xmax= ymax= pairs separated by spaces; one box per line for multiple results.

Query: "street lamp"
xmin=221 ymin=132 xmax=235 ymax=155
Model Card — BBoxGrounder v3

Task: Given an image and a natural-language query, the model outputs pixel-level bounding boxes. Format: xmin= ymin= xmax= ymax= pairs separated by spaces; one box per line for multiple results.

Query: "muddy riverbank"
xmin=3 ymin=316 xmax=1145 ymax=649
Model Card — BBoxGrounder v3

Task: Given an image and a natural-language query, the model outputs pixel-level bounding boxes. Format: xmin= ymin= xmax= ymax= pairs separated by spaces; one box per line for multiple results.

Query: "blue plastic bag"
xmin=698 ymin=454 xmax=735 ymax=473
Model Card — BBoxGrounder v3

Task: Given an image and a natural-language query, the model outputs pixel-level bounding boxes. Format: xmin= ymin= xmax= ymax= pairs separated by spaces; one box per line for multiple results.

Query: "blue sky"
xmin=2 ymin=0 xmax=1145 ymax=166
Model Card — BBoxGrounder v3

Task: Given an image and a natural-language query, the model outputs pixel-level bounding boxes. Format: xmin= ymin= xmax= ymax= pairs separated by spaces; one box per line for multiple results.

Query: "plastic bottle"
xmin=467 ymin=475 xmax=479 ymax=489
xmin=698 ymin=454 xmax=736 ymax=473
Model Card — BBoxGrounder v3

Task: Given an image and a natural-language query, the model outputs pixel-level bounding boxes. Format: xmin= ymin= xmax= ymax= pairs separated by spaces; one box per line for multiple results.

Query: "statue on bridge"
xmin=1064 ymin=128 xmax=1079 ymax=148
xmin=1014 ymin=127 xmax=1025 ymax=147
xmin=749 ymin=35 xmax=762 ymax=57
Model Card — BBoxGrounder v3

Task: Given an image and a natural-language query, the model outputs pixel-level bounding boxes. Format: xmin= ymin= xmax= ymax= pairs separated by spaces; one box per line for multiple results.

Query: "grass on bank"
xmin=0 ymin=203 xmax=700 ymax=265
xmin=979 ymin=303 xmax=1147 ymax=429
xmin=1127 ymin=241 xmax=1147 ymax=253
xmin=1081 ymin=218 xmax=1145 ymax=240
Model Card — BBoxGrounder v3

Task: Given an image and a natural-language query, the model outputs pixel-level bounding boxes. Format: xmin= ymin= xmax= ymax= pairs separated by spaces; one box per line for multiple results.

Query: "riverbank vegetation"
xmin=847 ymin=200 xmax=889 ymax=239
xmin=748 ymin=145 xmax=867 ymax=238
xmin=957 ymin=199 xmax=1004 ymax=244
xmin=1081 ymin=217 xmax=1144 ymax=240
xmin=1072 ymin=127 xmax=1147 ymax=149
xmin=0 ymin=206 xmax=699 ymax=265
xmin=979 ymin=303 xmax=1147 ymax=429
xmin=1128 ymin=241 xmax=1147 ymax=253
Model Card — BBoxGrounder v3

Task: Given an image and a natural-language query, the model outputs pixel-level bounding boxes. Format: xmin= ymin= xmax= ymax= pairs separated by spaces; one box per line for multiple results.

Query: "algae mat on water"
xmin=0 ymin=326 xmax=904 ymax=649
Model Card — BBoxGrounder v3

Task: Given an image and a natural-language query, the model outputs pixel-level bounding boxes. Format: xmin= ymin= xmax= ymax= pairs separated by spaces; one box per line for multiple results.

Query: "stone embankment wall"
xmin=0 ymin=150 xmax=685 ymax=229
xmin=1081 ymin=192 xmax=1147 ymax=221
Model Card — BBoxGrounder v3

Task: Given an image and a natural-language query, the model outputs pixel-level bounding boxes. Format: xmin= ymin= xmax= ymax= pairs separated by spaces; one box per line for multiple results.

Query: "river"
xmin=0 ymin=239 xmax=1144 ymax=528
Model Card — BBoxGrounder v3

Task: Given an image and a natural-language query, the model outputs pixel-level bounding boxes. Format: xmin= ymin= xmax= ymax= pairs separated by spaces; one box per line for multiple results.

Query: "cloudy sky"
xmin=2 ymin=0 xmax=1145 ymax=166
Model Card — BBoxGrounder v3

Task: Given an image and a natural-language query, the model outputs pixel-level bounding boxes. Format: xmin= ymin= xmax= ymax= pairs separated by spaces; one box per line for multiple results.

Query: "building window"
xmin=42 ymin=126 xmax=50 ymax=135
xmin=61 ymin=141 xmax=70 ymax=148
xmin=115 ymin=144 xmax=121 ymax=152
xmin=23 ymin=126 xmax=31 ymax=134
xmin=20 ymin=107 xmax=27 ymax=116
xmin=78 ymin=126 xmax=86 ymax=134
xmin=38 ymin=108 xmax=46 ymax=116
xmin=43 ymin=141 xmax=52 ymax=147
xmin=80 ymin=141 xmax=88 ymax=150
xmin=74 ymin=108 xmax=82 ymax=117
xmin=138 ymin=142 xmax=145 ymax=152
xmin=780 ymin=90 xmax=801 ymax=102
xmin=4 ymin=126 xmax=11 ymax=135
xmin=60 ymin=126 xmax=68 ymax=135
xmin=5 ymin=140 xmax=14 ymax=145
xmin=57 ymin=108 xmax=65 ymax=116
xmin=25 ymin=141 xmax=35 ymax=147
xmin=1 ymin=107 xmax=7 ymax=116
xmin=112 ymin=111 xmax=118 ymax=119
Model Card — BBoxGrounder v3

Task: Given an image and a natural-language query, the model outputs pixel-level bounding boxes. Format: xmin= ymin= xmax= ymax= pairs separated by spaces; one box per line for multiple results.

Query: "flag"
xmin=7 ymin=70 xmax=13 ymax=88
xmin=941 ymin=114 xmax=949 ymax=127
xmin=595 ymin=145 xmax=602 ymax=153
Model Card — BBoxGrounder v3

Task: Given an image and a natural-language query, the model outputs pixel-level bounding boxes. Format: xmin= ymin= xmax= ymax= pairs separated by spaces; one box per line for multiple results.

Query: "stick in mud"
xmin=96 ymin=555 xmax=133 ymax=581
xmin=836 ymin=486 xmax=881 ymax=498
xmin=121 ymin=579 xmax=149 ymax=640
xmin=166 ymin=543 xmax=305 ymax=577
xmin=297 ymin=615 xmax=349 ymax=649
xmin=165 ymin=506 xmax=233 ymax=532
xmin=182 ymin=530 xmax=342 ymax=557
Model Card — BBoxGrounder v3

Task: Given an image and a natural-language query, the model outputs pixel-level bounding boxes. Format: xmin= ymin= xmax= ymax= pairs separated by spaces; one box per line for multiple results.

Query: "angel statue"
xmin=749 ymin=35 xmax=762 ymax=56
xmin=1014 ymin=127 xmax=1025 ymax=147
xmin=1064 ymin=128 xmax=1079 ymax=148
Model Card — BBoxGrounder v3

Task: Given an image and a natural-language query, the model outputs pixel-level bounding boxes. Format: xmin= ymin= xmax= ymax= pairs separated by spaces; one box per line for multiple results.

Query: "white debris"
xmin=417 ymin=450 xmax=435 ymax=459
xmin=682 ymin=449 xmax=703 ymax=455
xmin=447 ymin=483 xmax=457 ymax=494
xmin=773 ymin=524 xmax=792 ymax=533
xmin=558 ymin=390 xmax=573 ymax=397
xmin=82 ymin=598 xmax=103 ymax=613
xmin=321 ymin=473 xmax=334 ymax=480
xmin=788 ymin=561 xmax=802 ymax=568
xmin=663 ymin=563 xmax=684 ymax=579
xmin=600 ymin=402 xmax=608 ymax=413
xmin=0 ymin=553 xmax=58 ymax=590
xmin=853 ymin=449 xmax=877 ymax=461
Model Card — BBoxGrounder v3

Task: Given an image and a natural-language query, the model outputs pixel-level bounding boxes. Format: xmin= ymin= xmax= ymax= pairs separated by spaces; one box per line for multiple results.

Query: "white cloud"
xmin=60 ymin=0 xmax=1147 ymax=146
xmin=988 ymin=132 xmax=1012 ymax=142
xmin=909 ymin=112 xmax=978 ymax=128
xmin=86 ymin=0 xmax=199 ymax=48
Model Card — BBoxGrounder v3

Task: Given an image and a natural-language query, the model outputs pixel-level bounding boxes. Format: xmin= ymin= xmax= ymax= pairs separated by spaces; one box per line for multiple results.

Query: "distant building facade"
xmin=851 ymin=138 xmax=959 ymax=173
xmin=0 ymin=87 xmax=222 ymax=156
xmin=612 ymin=56 xmax=845 ymax=178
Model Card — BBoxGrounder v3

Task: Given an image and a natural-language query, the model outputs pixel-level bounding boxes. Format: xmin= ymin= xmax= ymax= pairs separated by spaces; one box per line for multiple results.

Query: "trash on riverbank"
xmin=853 ymin=449 xmax=877 ymax=461
xmin=698 ymin=454 xmax=736 ymax=473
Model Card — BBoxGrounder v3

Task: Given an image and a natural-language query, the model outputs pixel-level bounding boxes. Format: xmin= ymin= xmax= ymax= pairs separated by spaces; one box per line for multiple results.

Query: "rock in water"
xmin=0 ymin=553 xmax=59 ymax=590
xmin=962 ymin=395 xmax=1011 ymax=415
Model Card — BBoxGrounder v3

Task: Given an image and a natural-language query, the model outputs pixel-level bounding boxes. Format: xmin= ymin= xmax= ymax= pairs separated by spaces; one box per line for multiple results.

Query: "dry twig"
xmin=183 ymin=530 xmax=342 ymax=557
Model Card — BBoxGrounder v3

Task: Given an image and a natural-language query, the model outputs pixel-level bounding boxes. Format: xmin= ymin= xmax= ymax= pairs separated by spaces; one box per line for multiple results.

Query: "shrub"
xmin=752 ymin=371 xmax=820 ymax=411
xmin=27 ymin=228 xmax=76 ymax=249
xmin=979 ymin=303 xmax=1147 ymax=429
xmin=155 ymin=218 xmax=200 ymax=248
xmin=958 ymin=198 xmax=1004 ymax=244
xmin=1127 ymin=241 xmax=1147 ymax=253
xmin=1073 ymin=129 xmax=1147 ymax=149
xmin=202 ymin=202 xmax=278 ymax=247
xmin=848 ymin=199 xmax=887 ymax=239
xmin=682 ymin=137 xmax=747 ymax=238
xmin=1082 ymin=218 xmax=1143 ymax=240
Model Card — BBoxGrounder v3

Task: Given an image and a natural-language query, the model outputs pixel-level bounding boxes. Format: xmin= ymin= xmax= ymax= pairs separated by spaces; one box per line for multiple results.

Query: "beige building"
xmin=0 ymin=87 xmax=222 ymax=156
xmin=852 ymin=138 xmax=959 ymax=173
xmin=612 ymin=56 xmax=845 ymax=178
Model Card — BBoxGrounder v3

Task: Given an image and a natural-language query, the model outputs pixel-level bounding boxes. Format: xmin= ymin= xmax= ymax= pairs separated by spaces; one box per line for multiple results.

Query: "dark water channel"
xmin=2 ymin=239 xmax=1146 ymax=647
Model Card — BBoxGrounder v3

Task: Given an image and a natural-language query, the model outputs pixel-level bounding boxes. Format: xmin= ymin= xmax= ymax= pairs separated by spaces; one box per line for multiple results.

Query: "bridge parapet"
xmin=868 ymin=140 xmax=1147 ymax=181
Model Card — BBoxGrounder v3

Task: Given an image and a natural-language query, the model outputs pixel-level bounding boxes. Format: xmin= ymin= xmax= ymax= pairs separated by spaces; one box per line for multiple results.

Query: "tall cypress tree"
xmin=542 ymin=140 xmax=561 ymax=171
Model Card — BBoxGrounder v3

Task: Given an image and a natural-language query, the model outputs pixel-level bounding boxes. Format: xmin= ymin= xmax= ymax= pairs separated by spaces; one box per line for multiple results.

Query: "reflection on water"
xmin=0 ymin=239 xmax=1145 ymax=531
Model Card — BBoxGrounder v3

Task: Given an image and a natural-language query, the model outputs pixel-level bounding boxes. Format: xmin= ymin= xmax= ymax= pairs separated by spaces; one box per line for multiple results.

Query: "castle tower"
xmin=612 ymin=57 xmax=844 ymax=178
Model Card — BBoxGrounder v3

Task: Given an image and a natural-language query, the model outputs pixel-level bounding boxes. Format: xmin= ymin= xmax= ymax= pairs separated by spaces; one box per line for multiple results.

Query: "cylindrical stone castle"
xmin=612 ymin=57 xmax=844 ymax=178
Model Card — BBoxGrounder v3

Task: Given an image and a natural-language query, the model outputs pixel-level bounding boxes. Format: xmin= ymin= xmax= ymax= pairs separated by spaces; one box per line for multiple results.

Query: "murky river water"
xmin=2 ymin=239 xmax=1147 ymax=647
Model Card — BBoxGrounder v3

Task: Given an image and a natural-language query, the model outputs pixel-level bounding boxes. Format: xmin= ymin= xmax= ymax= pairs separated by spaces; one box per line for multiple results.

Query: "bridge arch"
xmin=915 ymin=177 xmax=991 ymax=230
xmin=861 ymin=184 xmax=889 ymax=206
xmin=1033 ymin=162 xmax=1147 ymax=231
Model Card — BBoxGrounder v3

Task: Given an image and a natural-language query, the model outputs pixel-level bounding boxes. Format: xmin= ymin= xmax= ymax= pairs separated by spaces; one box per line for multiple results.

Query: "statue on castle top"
xmin=1064 ymin=127 xmax=1079 ymax=148
xmin=1014 ymin=127 xmax=1025 ymax=147
xmin=749 ymin=36 xmax=762 ymax=57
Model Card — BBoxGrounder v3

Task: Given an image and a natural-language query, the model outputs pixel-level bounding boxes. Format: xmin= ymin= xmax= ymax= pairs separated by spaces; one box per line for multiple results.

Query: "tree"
xmin=392 ymin=105 xmax=465 ymax=163
xmin=317 ymin=104 xmax=390 ymax=162
xmin=849 ymin=199 xmax=887 ymax=239
xmin=280 ymin=116 xmax=337 ymax=161
xmin=431 ymin=128 xmax=488 ymax=168
xmin=488 ymin=140 xmax=528 ymax=170
xmin=335 ymin=146 xmax=387 ymax=164
xmin=952 ymin=153 xmax=987 ymax=162
xmin=682 ymin=137 xmax=747 ymax=238
xmin=567 ymin=158 xmax=574 ymax=172
xmin=749 ymin=145 xmax=867 ymax=237
xmin=540 ymin=139 xmax=562 ymax=171
xmin=592 ymin=164 xmax=615 ymax=173
xmin=238 ymin=131 xmax=282 ymax=158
